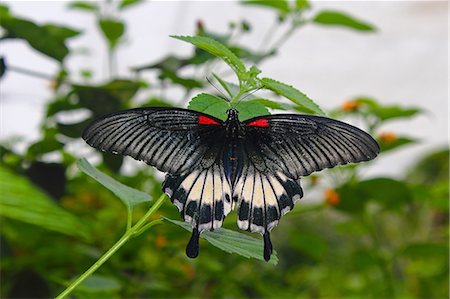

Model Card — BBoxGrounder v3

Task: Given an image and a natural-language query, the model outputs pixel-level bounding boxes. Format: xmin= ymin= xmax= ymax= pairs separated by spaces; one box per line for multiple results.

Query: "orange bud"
xmin=341 ymin=100 xmax=360 ymax=112
xmin=324 ymin=188 xmax=340 ymax=206
xmin=378 ymin=132 xmax=397 ymax=144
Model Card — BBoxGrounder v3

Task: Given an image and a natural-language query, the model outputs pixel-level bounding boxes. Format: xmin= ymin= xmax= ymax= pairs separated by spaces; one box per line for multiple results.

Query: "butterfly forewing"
xmin=82 ymin=108 xmax=224 ymax=174
xmin=242 ymin=114 xmax=380 ymax=179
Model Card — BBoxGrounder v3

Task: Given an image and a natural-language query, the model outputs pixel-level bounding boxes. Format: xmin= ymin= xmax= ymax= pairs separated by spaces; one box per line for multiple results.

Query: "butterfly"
xmin=82 ymin=107 xmax=379 ymax=261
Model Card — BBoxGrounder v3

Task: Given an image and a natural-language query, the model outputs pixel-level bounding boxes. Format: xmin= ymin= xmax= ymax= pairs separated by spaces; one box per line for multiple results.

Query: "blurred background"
xmin=0 ymin=1 xmax=448 ymax=298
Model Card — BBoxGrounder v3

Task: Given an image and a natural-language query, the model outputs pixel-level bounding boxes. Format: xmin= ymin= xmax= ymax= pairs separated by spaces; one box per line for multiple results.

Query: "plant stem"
xmin=55 ymin=194 xmax=167 ymax=299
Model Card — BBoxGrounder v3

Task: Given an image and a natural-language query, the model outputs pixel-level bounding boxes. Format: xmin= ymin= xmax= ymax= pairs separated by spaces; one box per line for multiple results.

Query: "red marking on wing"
xmin=246 ymin=118 xmax=269 ymax=127
xmin=198 ymin=115 xmax=221 ymax=125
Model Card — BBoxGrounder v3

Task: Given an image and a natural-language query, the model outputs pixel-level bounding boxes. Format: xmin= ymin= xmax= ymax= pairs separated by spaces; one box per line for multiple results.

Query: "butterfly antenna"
xmin=235 ymin=86 xmax=264 ymax=106
xmin=206 ymin=76 xmax=230 ymax=102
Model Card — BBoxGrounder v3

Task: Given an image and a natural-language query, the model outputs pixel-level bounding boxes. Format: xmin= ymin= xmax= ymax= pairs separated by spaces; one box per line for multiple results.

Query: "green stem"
xmin=55 ymin=194 xmax=167 ymax=299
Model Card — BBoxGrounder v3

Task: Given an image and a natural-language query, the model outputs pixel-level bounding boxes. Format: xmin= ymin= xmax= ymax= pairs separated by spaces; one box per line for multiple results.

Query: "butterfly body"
xmin=82 ymin=106 xmax=379 ymax=261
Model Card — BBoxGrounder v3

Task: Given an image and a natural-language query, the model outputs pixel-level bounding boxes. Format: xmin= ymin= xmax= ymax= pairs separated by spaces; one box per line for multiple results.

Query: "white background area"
xmin=0 ymin=1 xmax=448 ymax=179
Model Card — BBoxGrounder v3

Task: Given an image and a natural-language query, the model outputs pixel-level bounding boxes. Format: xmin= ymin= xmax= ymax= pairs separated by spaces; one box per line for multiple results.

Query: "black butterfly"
xmin=82 ymin=107 xmax=379 ymax=261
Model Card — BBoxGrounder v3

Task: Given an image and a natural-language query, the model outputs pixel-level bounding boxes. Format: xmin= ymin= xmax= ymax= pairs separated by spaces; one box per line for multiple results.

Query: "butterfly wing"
xmin=82 ymin=107 xmax=224 ymax=174
xmin=242 ymin=114 xmax=380 ymax=179
xmin=235 ymin=114 xmax=379 ymax=260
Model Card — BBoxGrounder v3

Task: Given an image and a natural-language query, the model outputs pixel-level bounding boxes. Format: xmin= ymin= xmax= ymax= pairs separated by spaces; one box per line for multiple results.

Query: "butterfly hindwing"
xmin=82 ymin=108 xmax=224 ymax=174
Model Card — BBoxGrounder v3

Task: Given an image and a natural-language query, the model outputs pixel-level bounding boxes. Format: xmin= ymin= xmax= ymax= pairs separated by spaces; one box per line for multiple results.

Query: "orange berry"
xmin=324 ymin=188 xmax=340 ymax=206
xmin=341 ymin=100 xmax=361 ymax=112
xmin=378 ymin=132 xmax=397 ymax=143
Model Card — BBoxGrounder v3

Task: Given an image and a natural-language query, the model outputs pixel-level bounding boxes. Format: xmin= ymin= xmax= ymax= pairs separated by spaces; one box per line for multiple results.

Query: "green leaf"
xmin=43 ymin=24 xmax=81 ymax=40
xmin=119 ymin=0 xmax=143 ymax=10
xmin=172 ymin=35 xmax=246 ymax=81
xmin=378 ymin=136 xmax=416 ymax=153
xmin=68 ymin=1 xmax=99 ymax=11
xmin=313 ymin=10 xmax=376 ymax=32
xmin=295 ymin=0 xmax=310 ymax=10
xmin=212 ymin=74 xmax=239 ymax=98
xmin=0 ymin=166 xmax=90 ymax=239
xmin=337 ymin=178 xmax=412 ymax=212
xmin=249 ymin=98 xmax=288 ymax=110
xmin=160 ymin=70 xmax=203 ymax=89
xmin=260 ymin=78 xmax=325 ymax=115
xmin=188 ymin=93 xmax=229 ymax=121
xmin=77 ymin=158 xmax=152 ymax=208
xmin=165 ymin=218 xmax=279 ymax=265
xmin=240 ymin=0 xmax=290 ymax=14
xmin=0 ymin=14 xmax=80 ymax=62
xmin=373 ymin=106 xmax=421 ymax=122
xmin=98 ymin=18 xmax=125 ymax=49
xmin=235 ymin=100 xmax=270 ymax=121
xmin=101 ymin=79 xmax=146 ymax=103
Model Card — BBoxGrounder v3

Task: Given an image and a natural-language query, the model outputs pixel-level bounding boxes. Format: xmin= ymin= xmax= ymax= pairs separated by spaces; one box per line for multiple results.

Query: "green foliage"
xmin=0 ymin=6 xmax=80 ymax=62
xmin=99 ymin=18 xmax=125 ymax=50
xmin=313 ymin=10 xmax=376 ymax=32
xmin=0 ymin=166 xmax=89 ymax=239
xmin=165 ymin=218 xmax=279 ymax=265
xmin=261 ymin=77 xmax=326 ymax=115
xmin=171 ymin=35 xmax=247 ymax=82
xmin=188 ymin=93 xmax=229 ymax=120
xmin=77 ymin=158 xmax=152 ymax=209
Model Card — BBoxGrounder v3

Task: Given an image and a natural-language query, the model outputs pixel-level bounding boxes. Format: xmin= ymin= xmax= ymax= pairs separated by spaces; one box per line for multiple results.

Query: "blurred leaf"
xmin=373 ymin=106 xmax=421 ymax=122
xmin=230 ymin=45 xmax=275 ymax=64
xmin=261 ymin=78 xmax=325 ymax=115
xmin=0 ymin=13 xmax=80 ymax=62
xmin=337 ymin=178 xmax=412 ymax=212
xmin=26 ymin=132 xmax=64 ymax=158
xmin=172 ymin=35 xmax=247 ymax=80
xmin=101 ymin=79 xmax=146 ymax=103
xmin=406 ymin=149 xmax=449 ymax=185
xmin=119 ymin=0 xmax=143 ymax=10
xmin=313 ymin=10 xmax=376 ymax=32
xmin=46 ymin=95 xmax=81 ymax=117
xmin=401 ymin=243 xmax=448 ymax=258
xmin=289 ymin=233 xmax=327 ymax=260
xmin=240 ymin=0 xmax=290 ymax=15
xmin=378 ymin=136 xmax=416 ymax=153
xmin=235 ymin=100 xmax=270 ymax=121
xmin=77 ymin=158 xmax=152 ymax=208
xmin=68 ymin=1 xmax=98 ymax=11
xmin=0 ymin=166 xmax=89 ymax=239
xmin=165 ymin=218 xmax=279 ymax=265
xmin=295 ymin=0 xmax=310 ymax=10
xmin=102 ymin=152 xmax=123 ymax=173
xmin=71 ymin=79 xmax=144 ymax=117
xmin=79 ymin=274 xmax=122 ymax=292
xmin=188 ymin=93 xmax=229 ymax=121
xmin=133 ymin=55 xmax=190 ymax=73
xmin=25 ymin=161 xmax=66 ymax=199
xmin=140 ymin=97 xmax=174 ymax=108
xmin=99 ymin=18 xmax=125 ymax=49
xmin=43 ymin=24 xmax=81 ymax=40
xmin=57 ymin=118 xmax=92 ymax=138
xmin=160 ymin=70 xmax=203 ymax=89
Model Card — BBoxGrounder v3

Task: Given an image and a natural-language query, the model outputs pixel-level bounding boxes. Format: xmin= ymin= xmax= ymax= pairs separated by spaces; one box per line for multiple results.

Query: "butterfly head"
xmin=226 ymin=108 xmax=239 ymax=121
